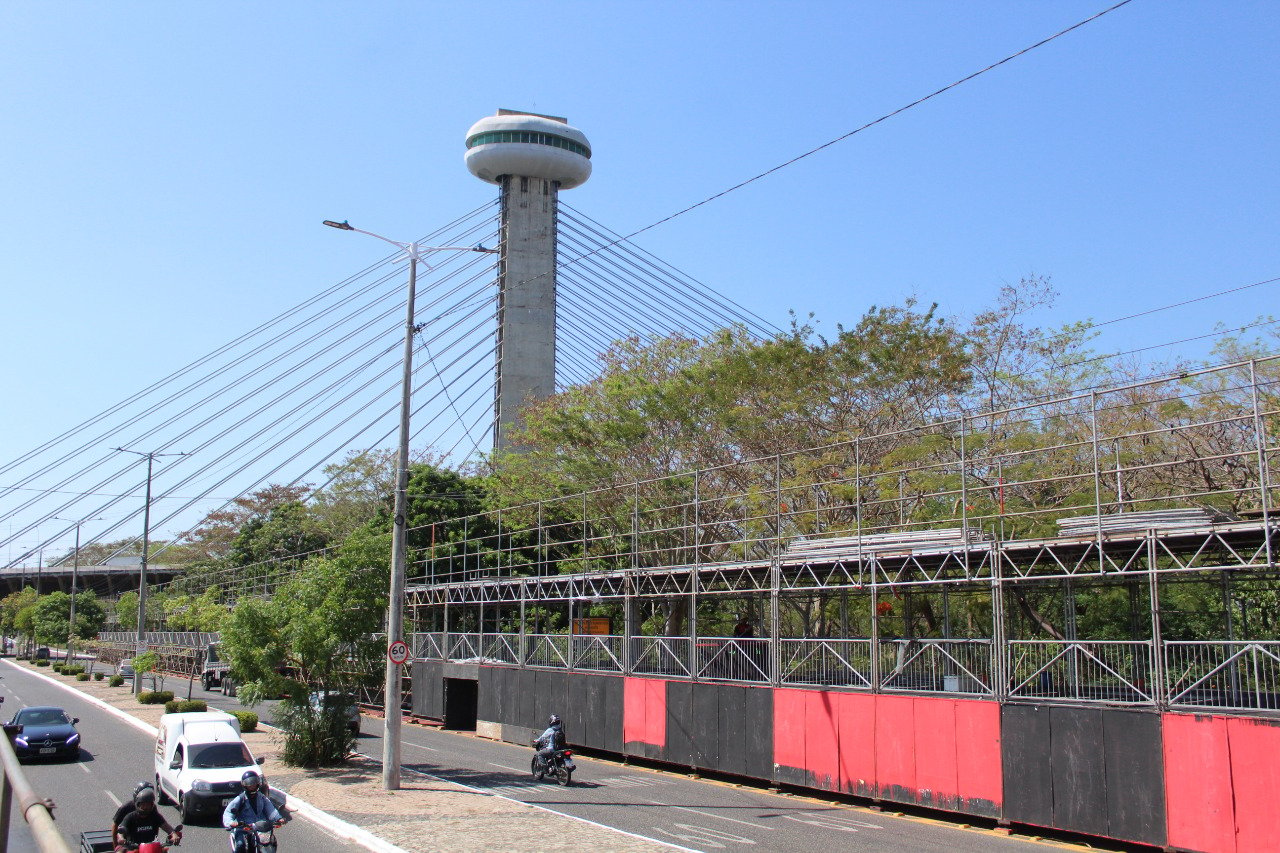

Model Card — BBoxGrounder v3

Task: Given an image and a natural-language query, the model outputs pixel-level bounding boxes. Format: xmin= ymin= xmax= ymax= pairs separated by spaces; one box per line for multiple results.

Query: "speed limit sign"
xmin=387 ymin=640 xmax=410 ymax=665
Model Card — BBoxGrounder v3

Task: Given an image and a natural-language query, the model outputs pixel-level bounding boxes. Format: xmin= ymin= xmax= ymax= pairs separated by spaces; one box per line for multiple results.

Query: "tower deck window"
xmin=466 ymin=130 xmax=590 ymax=159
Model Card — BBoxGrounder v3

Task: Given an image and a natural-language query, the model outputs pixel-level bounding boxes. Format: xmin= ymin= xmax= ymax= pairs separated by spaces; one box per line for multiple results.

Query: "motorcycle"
xmin=530 ymin=745 xmax=576 ymax=786
xmin=79 ymin=824 xmax=181 ymax=853
xmin=228 ymin=819 xmax=283 ymax=853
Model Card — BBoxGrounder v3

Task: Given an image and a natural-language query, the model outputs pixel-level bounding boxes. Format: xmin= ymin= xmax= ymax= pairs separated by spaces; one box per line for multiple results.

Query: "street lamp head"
xmin=323 ymin=219 xmax=355 ymax=231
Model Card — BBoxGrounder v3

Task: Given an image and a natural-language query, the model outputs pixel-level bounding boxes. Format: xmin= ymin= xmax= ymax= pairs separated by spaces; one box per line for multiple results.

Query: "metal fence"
xmin=1165 ymin=641 xmax=1280 ymax=711
xmin=0 ymin=723 xmax=71 ymax=853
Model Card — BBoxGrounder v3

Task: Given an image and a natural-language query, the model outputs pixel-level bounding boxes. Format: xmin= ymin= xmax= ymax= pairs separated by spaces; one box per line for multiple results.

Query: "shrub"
xmin=35 ymin=660 xmax=50 ymax=667
xmin=278 ymin=698 xmax=354 ymax=767
xmin=230 ymin=711 xmax=258 ymax=733
xmin=137 ymin=690 xmax=175 ymax=705
xmin=76 ymin=673 xmax=90 ymax=681
xmin=163 ymin=699 xmax=208 ymax=714
xmin=93 ymin=672 xmax=104 ymax=681
xmin=109 ymin=675 xmax=124 ymax=686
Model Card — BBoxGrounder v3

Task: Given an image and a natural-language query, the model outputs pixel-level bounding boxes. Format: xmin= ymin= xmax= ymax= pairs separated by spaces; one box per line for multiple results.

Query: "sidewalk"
xmin=6 ymin=658 xmax=678 ymax=853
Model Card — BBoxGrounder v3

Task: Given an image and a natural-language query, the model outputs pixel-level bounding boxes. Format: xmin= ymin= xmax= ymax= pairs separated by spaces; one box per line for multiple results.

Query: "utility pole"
xmin=115 ymin=447 xmax=187 ymax=696
xmin=55 ymin=516 xmax=101 ymax=664
xmin=323 ymin=218 xmax=497 ymax=790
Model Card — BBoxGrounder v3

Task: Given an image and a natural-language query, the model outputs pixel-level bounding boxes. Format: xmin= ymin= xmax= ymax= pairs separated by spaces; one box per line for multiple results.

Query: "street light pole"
xmin=115 ymin=447 xmax=186 ymax=696
xmin=53 ymin=516 xmax=102 ymax=663
xmin=323 ymin=219 xmax=497 ymax=790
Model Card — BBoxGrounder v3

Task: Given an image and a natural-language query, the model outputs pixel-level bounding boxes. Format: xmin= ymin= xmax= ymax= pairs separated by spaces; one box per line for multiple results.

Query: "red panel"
xmin=836 ymin=692 xmax=876 ymax=796
xmin=622 ymin=677 xmax=666 ymax=747
xmin=1226 ymin=716 xmax=1280 ymax=851
xmin=644 ymin=679 xmax=666 ymax=747
xmin=623 ymin=677 xmax=647 ymax=746
xmin=773 ymin=688 xmax=809 ymax=773
xmin=953 ymin=699 xmax=1002 ymax=808
xmin=913 ymin=698 xmax=958 ymax=805
xmin=1163 ymin=713 xmax=1235 ymax=853
xmin=875 ymin=694 xmax=916 ymax=795
xmin=804 ymin=691 xmax=841 ymax=791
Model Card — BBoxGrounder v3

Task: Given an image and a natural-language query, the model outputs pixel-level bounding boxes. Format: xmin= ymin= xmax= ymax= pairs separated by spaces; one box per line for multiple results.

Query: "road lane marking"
xmin=78 ymin=762 xmax=91 ymax=774
xmin=646 ymin=799 xmax=776 ymax=830
xmin=487 ymin=763 xmax=525 ymax=773
xmin=400 ymin=738 xmax=437 ymax=751
xmin=656 ymin=823 xmax=757 ymax=848
xmin=106 ymin=791 xmax=121 ymax=807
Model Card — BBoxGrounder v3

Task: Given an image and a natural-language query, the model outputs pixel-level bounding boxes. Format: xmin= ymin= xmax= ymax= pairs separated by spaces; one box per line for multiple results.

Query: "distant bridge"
xmin=0 ymin=564 xmax=176 ymax=596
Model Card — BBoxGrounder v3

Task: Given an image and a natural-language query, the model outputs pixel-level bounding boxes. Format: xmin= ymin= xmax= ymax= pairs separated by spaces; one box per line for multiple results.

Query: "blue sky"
xmin=2 ymin=1 xmax=1278 ymax=558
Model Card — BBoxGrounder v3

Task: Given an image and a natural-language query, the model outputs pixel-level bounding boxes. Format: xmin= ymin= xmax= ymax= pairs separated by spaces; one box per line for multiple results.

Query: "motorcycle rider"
xmin=110 ymin=781 xmax=155 ymax=848
xmin=115 ymin=787 xmax=179 ymax=852
xmin=223 ymin=770 xmax=284 ymax=852
xmin=533 ymin=713 xmax=566 ymax=774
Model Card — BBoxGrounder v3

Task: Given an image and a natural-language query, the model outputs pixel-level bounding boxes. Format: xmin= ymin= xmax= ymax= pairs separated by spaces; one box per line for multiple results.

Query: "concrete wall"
xmin=495 ymin=174 xmax=558 ymax=450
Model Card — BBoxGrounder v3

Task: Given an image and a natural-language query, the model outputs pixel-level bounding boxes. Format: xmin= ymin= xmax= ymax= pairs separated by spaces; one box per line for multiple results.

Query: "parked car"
xmin=7 ymin=706 xmax=81 ymax=761
xmin=309 ymin=690 xmax=360 ymax=735
xmin=117 ymin=659 xmax=135 ymax=679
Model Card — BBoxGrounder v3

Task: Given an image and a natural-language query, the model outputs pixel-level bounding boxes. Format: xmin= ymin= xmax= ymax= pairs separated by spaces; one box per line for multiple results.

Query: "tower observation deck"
xmin=465 ymin=109 xmax=591 ymax=451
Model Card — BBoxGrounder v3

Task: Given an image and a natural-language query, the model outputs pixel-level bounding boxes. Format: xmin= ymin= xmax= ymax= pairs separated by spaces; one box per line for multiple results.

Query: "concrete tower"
xmin=465 ymin=109 xmax=591 ymax=451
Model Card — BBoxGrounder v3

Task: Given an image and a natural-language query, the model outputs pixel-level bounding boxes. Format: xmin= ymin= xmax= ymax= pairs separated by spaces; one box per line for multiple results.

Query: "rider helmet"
xmin=548 ymin=714 xmax=561 ymax=727
xmin=133 ymin=780 xmax=154 ymax=797
xmin=134 ymin=787 xmax=156 ymax=807
xmin=241 ymin=770 xmax=262 ymax=791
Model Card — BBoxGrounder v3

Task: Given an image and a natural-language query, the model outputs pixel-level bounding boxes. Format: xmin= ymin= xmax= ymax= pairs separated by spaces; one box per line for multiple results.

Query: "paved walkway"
xmin=9 ymin=659 xmax=677 ymax=853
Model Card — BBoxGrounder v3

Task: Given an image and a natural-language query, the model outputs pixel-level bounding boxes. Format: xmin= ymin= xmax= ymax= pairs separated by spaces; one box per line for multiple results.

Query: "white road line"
xmin=78 ymin=762 xmax=92 ymax=774
xmin=106 ymin=791 xmax=121 ymax=807
xmin=647 ymin=799 xmax=777 ymax=831
xmin=488 ymin=763 xmax=525 ymax=773
xmin=401 ymin=738 xmax=437 ymax=751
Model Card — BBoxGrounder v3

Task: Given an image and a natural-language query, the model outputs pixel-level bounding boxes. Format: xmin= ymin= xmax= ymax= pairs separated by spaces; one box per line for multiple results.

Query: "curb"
xmin=1 ymin=659 xmax=409 ymax=853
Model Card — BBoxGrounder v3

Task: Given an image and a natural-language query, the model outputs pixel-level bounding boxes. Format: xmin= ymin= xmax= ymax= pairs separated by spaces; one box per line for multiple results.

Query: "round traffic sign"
xmin=387 ymin=640 xmax=410 ymax=665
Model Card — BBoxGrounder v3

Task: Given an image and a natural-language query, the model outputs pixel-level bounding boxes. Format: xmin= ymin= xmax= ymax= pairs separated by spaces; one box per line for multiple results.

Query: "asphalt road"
xmin=184 ymin=680 xmax=1074 ymax=853
xmin=0 ymin=660 xmax=367 ymax=853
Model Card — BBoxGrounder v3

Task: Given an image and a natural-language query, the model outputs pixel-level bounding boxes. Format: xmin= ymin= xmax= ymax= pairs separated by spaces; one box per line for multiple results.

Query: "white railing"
xmin=525 ymin=634 xmax=571 ymax=668
xmin=571 ymin=635 xmax=625 ymax=672
xmin=879 ymin=638 xmax=994 ymax=695
xmin=1007 ymin=639 xmax=1153 ymax=703
xmin=446 ymin=632 xmax=482 ymax=661
xmin=630 ymin=636 xmax=692 ymax=677
xmin=412 ymin=632 xmax=445 ymax=659
xmin=781 ymin=638 xmax=873 ymax=689
xmin=1165 ymin=641 xmax=1280 ymax=711
xmin=480 ymin=633 xmax=521 ymax=665
xmin=696 ymin=637 xmax=771 ymax=682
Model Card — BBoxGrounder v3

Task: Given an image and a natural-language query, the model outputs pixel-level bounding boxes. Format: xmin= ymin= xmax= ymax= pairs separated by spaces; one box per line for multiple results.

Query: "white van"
xmin=153 ymin=711 xmax=282 ymax=821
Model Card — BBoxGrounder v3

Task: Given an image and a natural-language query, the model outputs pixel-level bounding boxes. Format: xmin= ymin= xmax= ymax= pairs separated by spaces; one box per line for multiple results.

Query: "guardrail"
xmin=0 ymin=722 xmax=72 ymax=853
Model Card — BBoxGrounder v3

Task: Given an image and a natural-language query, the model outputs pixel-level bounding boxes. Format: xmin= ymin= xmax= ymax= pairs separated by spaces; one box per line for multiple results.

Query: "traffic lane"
xmin=361 ymin=721 xmax=1050 ymax=853
xmin=0 ymin=661 xmax=365 ymax=853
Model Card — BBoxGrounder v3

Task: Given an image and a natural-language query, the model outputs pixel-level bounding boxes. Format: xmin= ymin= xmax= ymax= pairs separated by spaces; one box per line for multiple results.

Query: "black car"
xmin=8 ymin=706 xmax=81 ymax=761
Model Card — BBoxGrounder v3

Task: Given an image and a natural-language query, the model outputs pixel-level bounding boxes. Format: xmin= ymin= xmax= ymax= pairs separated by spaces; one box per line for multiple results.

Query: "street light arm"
xmin=323 ymin=220 xmax=501 ymax=263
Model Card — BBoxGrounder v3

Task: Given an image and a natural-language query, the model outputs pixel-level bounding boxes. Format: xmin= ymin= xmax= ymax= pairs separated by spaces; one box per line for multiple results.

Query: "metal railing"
xmin=1165 ymin=641 xmax=1280 ymax=710
xmin=1007 ymin=640 xmax=1153 ymax=703
xmin=697 ymin=637 xmax=770 ymax=682
xmin=630 ymin=637 xmax=691 ymax=677
xmin=0 ymin=726 xmax=72 ymax=852
xmin=572 ymin=635 xmax=625 ymax=672
xmin=880 ymin=639 xmax=994 ymax=696
xmin=781 ymin=638 xmax=873 ymax=688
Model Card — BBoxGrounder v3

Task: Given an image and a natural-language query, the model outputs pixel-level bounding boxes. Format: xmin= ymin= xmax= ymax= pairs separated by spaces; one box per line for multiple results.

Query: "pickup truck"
xmin=153 ymin=711 xmax=283 ymax=821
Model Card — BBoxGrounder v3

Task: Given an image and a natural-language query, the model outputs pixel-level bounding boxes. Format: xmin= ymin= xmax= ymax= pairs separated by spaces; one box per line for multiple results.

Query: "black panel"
xmin=1102 ymin=710 xmax=1166 ymax=846
xmin=665 ymin=681 xmax=695 ymax=766
xmin=1050 ymin=706 xmax=1108 ymax=837
xmin=493 ymin=665 xmax=513 ymax=725
xmin=411 ymin=660 xmax=443 ymax=719
xmin=741 ymin=685 xmax=774 ymax=781
xmin=717 ymin=685 xmax=747 ymax=776
xmin=564 ymin=673 xmax=590 ymax=747
xmin=541 ymin=669 xmax=569 ymax=740
xmin=603 ymin=675 xmax=624 ymax=754
xmin=516 ymin=668 xmax=538 ymax=729
xmin=1001 ymin=704 xmax=1054 ymax=827
xmin=443 ymin=678 xmax=478 ymax=730
xmin=477 ymin=666 xmax=498 ymax=722
xmin=691 ymin=683 xmax=720 ymax=770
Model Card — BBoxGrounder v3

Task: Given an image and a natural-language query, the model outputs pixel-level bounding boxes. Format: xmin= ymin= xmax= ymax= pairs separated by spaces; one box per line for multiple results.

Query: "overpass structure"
xmin=0 ymin=563 xmax=175 ymax=596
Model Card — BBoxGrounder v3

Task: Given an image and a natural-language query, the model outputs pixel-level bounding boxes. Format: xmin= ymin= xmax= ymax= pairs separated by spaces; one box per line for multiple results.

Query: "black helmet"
xmin=241 ymin=770 xmax=262 ymax=789
xmin=133 ymin=781 xmax=154 ymax=797
xmin=134 ymin=787 xmax=156 ymax=806
xmin=548 ymin=714 xmax=561 ymax=727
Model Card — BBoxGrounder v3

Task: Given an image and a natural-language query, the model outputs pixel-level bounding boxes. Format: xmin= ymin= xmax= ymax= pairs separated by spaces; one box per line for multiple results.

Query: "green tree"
xmin=31 ymin=591 xmax=106 ymax=646
xmin=221 ymin=550 xmax=386 ymax=766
